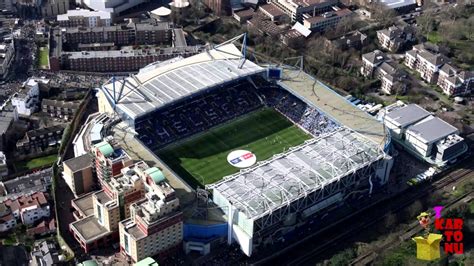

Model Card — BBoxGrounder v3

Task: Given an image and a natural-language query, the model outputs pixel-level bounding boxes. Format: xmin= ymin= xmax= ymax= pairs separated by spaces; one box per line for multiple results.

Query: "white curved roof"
xmin=100 ymin=44 xmax=264 ymax=120
xmin=151 ymin=6 xmax=172 ymax=17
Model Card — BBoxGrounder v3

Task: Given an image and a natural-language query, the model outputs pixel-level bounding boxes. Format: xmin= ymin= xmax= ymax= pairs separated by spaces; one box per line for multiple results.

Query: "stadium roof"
xmin=100 ymin=43 xmax=264 ymax=120
xmin=208 ymin=128 xmax=384 ymax=220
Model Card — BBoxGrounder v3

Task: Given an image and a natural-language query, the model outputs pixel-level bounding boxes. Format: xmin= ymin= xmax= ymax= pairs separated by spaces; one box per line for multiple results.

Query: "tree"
xmin=371 ymin=3 xmax=397 ymax=28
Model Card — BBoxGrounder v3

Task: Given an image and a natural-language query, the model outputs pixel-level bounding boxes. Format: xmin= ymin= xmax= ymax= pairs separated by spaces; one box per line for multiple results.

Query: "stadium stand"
xmin=134 ymin=76 xmax=341 ymax=150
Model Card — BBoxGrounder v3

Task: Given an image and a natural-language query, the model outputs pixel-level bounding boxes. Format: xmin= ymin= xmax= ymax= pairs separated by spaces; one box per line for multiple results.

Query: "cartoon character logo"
xmin=413 ymin=211 xmax=443 ymax=261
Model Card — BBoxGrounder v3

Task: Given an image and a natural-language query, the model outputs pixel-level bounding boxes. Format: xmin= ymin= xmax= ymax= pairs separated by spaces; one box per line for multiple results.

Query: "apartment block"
xmin=436 ymin=64 xmax=473 ymax=96
xmin=11 ymin=78 xmax=41 ymax=116
xmin=69 ymin=159 xmax=154 ymax=253
xmin=57 ymin=9 xmax=112 ymax=28
xmin=303 ymin=8 xmax=352 ymax=32
xmin=42 ymin=99 xmax=80 ymax=120
xmin=16 ymin=124 xmax=66 ymax=154
xmin=91 ymin=140 xmax=133 ymax=186
xmin=62 ymin=46 xmax=203 ymax=72
xmin=0 ymin=42 xmax=14 ymax=80
xmin=63 ymin=23 xmax=172 ymax=46
xmin=119 ymin=173 xmax=182 ymax=263
xmin=361 ymin=50 xmax=406 ymax=94
xmin=404 ymin=43 xmax=450 ymax=84
xmin=63 ymin=153 xmax=94 ymax=197
xmin=405 ymin=43 xmax=472 ymax=96
xmin=376 ymin=25 xmax=415 ymax=52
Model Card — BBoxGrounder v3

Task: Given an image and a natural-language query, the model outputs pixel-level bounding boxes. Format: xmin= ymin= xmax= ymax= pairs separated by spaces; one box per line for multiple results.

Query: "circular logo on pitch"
xmin=227 ymin=150 xmax=256 ymax=168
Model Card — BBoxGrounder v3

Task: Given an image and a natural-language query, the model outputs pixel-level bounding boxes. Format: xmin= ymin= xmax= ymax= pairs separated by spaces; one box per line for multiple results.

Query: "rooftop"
xmin=64 ymin=46 xmax=201 ymax=59
xmin=42 ymin=99 xmax=81 ymax=109
xmin=72 ymin=192 xmax=95 ymax=217
xmin=305 ymin=8 xmax=352 ymax=24
xmin=57 ymin=8 xmax=111 ymax=21
xmin=2 ymin=168 xmax=52 ymax=196
xmin=259 ymin=3 xmax=286 ymax=17
xmin=385 ymin=104 xmax=431 ymax=128
xmin=209 ymin=128 xmax=384 ymax=220
xmin=407 ymin=116 xmax=458 ymax=144
xmin=151 ymin=6 xmax=172 ymax=17
xmin=100 ymin=43 xmax=264 ymax=120
xmin=70 ymin=215 xmax=111 ymax=243
xmin=94 ymin=190 xmax=114 ymax=205
xmin=279 ymin=69 xmax=386 ymax=145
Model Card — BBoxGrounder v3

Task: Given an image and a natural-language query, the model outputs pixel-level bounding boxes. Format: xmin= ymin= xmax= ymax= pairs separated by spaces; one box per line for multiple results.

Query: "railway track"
xmin=258 ymin=164 xmax=473 ymax=266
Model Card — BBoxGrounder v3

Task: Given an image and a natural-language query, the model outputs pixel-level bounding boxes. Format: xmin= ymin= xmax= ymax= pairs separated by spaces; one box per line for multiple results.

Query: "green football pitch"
xmin=156 ymin=108 xmax=311 ymax=187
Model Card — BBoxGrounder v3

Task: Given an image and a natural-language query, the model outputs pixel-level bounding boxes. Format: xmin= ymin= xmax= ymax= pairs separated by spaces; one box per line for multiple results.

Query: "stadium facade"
xmin=97 ymin=38 xmax=393 ymax=257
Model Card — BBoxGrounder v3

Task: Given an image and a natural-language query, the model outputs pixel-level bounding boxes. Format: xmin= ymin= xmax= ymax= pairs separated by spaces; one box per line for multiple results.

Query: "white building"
xmin=11 ymin=77 xmax=48 ymax=116
xmin=383 ymin=104 xmax=467 ymax=165
xmin=5 ymin=192 xmax=50 ymax=225
xmin=270 ymin=0 xmax=339 ymax=22
xmin=0 ymin=203 xmax=16 ymax=232
xmin=0 ymin=42 xmax=15 ymax=79
xmin=81 ymin=0 xmax=150 ymax=16
xmin=57 ymin=8 xmax=112 ymax=27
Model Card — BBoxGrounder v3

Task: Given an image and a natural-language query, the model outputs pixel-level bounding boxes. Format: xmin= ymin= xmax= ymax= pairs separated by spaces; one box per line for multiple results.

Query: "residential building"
xmin=383 ymin=104 xmax=467 ymax=165
xmin=70 ymin=190 xmax=120 ymax=253
xmin=259 ymin=3 xmax=287 ymax=22
xmin=361 ymin=50 xmax=406 ymax=94
xmin=30 ymin=240 xmax=64 ymax=266
xmin=361 ymin=50 xmax=388 ymax=77
xmin=233 ymin=9 xmax=255 ymax=24
xmin=62 ymin=22 xmax=172 ymax=46
xmin=42 ymin=99 xmax=80 ymax=120
xmin=15 ymin=0 xmax=70 ymax=18
xmin=0 ymin=151 xmax=7 ymax=179
xmin=404 ymin=43 xmax=450 ymax=84
xmin=81 ymin=0 xmax=150 ymax=16
xmin=63 ymin=153 xmax=94 ymax=197
xmin=91 ymin=140 xmax=133 ymax=185
xmin=436 ymin=64 xmax=473 ymax=96
xmin=0 ymin=202 xmax=16 ymax=232
xmin=61 ymin=46 xmax=203 ymax=72
xmin=270 ymin=0 xmax=339 ymax=22
xmin=377 ymin=25 xmax=415 ymax=52
xmin=4 ymin=191 xmax=50 ymax=225
xmin=0 ymin=42 xmax=14 ymax=79
xmin=16 ymin=124 xmax=66 ymax=154
xmin=69 ymin=161 xmax=152 ymax=253
xmin=119 ymin=171 xmax=182 ymax=263
xmin=0 ymin=168 xmax=52 ymax=200
xmin=303 ymin=8 xmax=352 ymax=32
xmin=26 ymin=218 xmax=56 ymax=237
xmin=12 ymin=78 xmax=41 ymax=116
xmin=325 ymin=31 xmax=368 ymax=51
xmin=135 ymin=257 xmax=159 ymax=266
xmin=57 ymin=8 xmax=112 ymax=28
xmin=0 ymin=99 xmax=18 ymax=152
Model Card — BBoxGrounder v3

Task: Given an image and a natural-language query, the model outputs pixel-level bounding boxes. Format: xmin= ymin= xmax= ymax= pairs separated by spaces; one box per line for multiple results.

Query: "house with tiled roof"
xmin=0 ymin=202 xmax=16 ymax=232
xmin=4 ymin=192 xmax=50 ymax=225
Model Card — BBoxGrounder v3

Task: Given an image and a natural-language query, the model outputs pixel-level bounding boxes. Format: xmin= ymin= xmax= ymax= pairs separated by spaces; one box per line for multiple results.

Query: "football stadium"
xmin=97 ymin=37 xmax=394 ymax=256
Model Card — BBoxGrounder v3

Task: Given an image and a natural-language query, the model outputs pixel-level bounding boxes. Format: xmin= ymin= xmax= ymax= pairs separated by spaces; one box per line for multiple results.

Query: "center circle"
xmin=227 ymin=150 xmax=257 ymax=168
